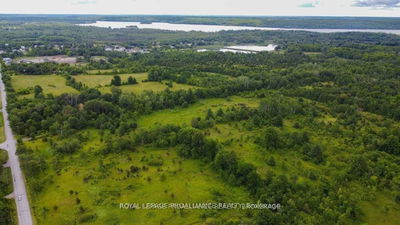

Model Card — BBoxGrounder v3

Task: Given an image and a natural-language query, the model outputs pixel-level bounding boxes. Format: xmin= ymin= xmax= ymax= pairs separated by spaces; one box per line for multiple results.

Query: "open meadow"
xmin=23 ymin=131 xmax=252 ymax=225
xmin=138 ymin=96 xmax=259 ymax=128
xmin=136 ymin=92 xmax=400 ymax=225
xmin=11 ymin=75 xmax=78 ymax=98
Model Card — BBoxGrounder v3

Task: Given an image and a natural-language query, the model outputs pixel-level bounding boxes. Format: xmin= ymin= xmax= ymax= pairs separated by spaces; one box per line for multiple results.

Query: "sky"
xmin=0 ymin=0 xmax=399 ymax=17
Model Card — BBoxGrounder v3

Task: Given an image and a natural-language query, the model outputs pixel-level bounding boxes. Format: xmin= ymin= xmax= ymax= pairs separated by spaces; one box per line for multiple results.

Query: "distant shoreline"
xmin=78 ymin=21 xmax=400 ymax=35
xmin=2 ymin=14 xmax=400 ymax=30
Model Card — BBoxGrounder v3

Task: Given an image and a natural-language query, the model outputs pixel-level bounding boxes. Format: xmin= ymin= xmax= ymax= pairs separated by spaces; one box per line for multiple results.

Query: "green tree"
xmin=206 ymin=109 xmax=214 ymax=120
xmin=34 ymin=85 xmax=43 ymax=98
xmin=263 ymin=127 xmax=280 ymax=149
xmin=127 ymin=76 xmax=137 ymax=84
xmin=111 ymin=75 xmax=121 ymax=86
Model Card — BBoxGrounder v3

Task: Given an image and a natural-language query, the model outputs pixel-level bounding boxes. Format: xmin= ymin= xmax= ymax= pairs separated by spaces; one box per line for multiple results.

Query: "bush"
xmin=52 ymin=138 xmax=81 ymax=154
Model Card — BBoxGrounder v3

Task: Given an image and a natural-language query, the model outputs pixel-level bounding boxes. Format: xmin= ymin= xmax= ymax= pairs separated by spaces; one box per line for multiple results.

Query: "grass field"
xmin=137 ymin=94 xmax=400 ymax=225
xmin=0 ymin=114 xmax=5 ymax=143
xmin=74 ymin=73 xmax=196 ymax=94
xmin=138 ymin=96 xmax=259 ymax=129
xmin=11 ymin=75 xmax=78 ymax=98
xmin=24 ymin=131 xmax=252 ymax=225
xmin=75 ymin=74 xmax=147 ymax=88
xmin=138 ymin=96 xmax=313 ymax=179
xmin=86 ymin=69 xmax=114 ymax=74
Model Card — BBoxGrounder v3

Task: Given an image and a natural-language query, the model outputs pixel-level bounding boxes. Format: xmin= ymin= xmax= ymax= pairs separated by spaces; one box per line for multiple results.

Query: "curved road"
xmin=0 ymin=70 xmax=33 ymax=225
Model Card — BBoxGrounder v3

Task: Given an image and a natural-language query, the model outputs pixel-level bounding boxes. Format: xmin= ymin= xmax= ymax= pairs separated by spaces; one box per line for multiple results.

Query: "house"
xmin=19 ymin=46 xmax=27 ymax=52
xmin=113 ymin=45 xmax=126 ymax=52
xmin=2 ymin=58 xmax=12 ymax=65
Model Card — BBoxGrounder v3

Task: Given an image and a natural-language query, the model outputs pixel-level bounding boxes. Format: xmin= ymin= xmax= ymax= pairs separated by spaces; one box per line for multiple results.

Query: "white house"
xmin=2 ymin=58 xmax=12 ymax=65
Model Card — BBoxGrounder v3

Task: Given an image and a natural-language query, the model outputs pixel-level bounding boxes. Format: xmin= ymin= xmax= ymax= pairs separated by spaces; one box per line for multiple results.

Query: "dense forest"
xmin=1 ymin=18 xmax=400 ymax=225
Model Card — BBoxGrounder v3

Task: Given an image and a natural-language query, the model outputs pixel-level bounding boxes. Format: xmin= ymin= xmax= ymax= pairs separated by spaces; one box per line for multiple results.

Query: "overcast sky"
xmin=1 ymin=0 xmax=399 ymax=17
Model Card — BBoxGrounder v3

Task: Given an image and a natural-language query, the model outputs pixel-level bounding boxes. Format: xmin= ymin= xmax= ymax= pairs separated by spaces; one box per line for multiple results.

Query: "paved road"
xmin=0 ymin=70 xmax=33 ymax=225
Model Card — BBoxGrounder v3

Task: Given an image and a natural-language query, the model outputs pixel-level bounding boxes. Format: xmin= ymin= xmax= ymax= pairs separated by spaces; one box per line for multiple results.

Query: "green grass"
xmin=138 ymin=94 xmax=400 ymax=225
xmin=360 ymin=192 xmax=400 ymax=225
xmin=74 ymin=73 xmax=196 ymax=94
xmin=0 ymin=114 xmax=5 ymax=143
xmin=138 ymin=96 xmax=260 ymax=129
xmin=24 ymin=131 xmax=252 ymax=225
xmin=11 ymin=75 xmax=78 ymax=98
xmin=75 ymin=74 xmax=147 ymax=88
xmin=104 ymin=82 xmax=194 ymax=94
xmin=17 ymin=91 xmax=400 ymax=225
xmin=86 ymin=69 xmax=114 ymax=74
xmin=0 ymin=149 xmax=8 ymax=164
xmin=137 ymin=95 xmax=304 ymax=179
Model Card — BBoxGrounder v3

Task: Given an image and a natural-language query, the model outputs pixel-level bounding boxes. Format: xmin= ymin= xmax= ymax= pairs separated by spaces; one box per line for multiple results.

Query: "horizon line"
xmin=0 ymin=13 xmax=399 ymax=18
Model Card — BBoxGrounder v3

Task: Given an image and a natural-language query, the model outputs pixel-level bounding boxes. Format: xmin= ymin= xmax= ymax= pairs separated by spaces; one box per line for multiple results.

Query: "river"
xmin=78 ymin=21 xmax=400 ymax=35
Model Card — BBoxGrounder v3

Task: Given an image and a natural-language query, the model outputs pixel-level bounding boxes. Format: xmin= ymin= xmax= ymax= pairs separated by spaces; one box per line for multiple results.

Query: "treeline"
xmin=5 ymin=62 xmax=84 ymax=75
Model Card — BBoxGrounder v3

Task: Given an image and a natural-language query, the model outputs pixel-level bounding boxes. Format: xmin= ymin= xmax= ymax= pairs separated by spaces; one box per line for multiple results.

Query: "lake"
xmin=78 ymin=21 xmax=400 ymax=35
xmin=220 ymin=45 xmax=278 ymax=53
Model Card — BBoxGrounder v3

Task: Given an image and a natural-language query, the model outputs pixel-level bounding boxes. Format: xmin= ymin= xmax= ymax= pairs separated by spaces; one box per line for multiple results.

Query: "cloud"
xmin=353 ymin=0 xmax=400 ymax=8
xmin=298 ymin=1 xmax=320 ymax=8
xmin=72 ymin=0 xmax=97 ymax=5
xmin=299 ymin=3 xmax=315 ymax=7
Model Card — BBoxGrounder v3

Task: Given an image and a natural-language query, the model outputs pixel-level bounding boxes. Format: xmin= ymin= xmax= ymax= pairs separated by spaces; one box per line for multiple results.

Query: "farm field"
xmin=23 ymin=131 xmax=252 ymax=225
xmin=11 ymin=75 xmax=78 ymax=98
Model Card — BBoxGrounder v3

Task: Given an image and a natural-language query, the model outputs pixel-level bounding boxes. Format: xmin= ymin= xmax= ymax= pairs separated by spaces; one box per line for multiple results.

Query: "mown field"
xmin=11 ymin=73 xmax=196 ymax=99
xmin=11 ymin=75 xmax=78 ymax=98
